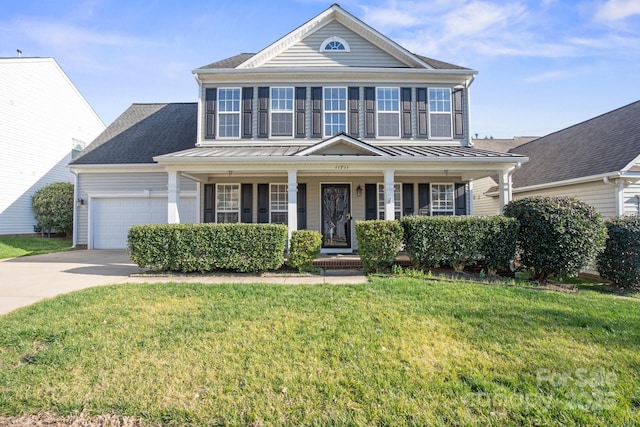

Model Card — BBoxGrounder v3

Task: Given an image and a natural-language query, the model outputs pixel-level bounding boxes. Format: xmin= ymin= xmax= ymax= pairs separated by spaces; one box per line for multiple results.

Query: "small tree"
xmin=597 ymin=217 xmax=640 ymax=288
xmin=504 ymin=196 xmax=607 ymax=284
xmin=32 ymin=182 xmax=74 ymax=237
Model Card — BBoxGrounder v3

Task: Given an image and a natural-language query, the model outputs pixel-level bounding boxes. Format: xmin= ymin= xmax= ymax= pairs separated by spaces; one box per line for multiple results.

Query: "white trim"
xmin=294 ymin=134 xmax=389 ymax=157
xmin=494 ymin=171 xmax=636 ymax=196
xmin=622 ymin=153 xmax=640 ymax=172
xmin=70 ymin=164 xmax=164 ymax=173
xmin=320 ymin=36 xmax=351 ymax=52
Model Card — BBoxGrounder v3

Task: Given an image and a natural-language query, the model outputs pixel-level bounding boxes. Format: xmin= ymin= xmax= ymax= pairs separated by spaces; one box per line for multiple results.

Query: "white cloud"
xmin=594 ymin=0 xmax=640 ymax=21
xmin=524 ymin=70 xmax=574 ymax=83
xmin=442 ymin=1 xmax=527 ymax=38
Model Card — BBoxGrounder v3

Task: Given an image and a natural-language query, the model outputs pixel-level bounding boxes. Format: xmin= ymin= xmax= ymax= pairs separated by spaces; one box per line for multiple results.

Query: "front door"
xmin=321 ymin=184 xmax=351 ymax=250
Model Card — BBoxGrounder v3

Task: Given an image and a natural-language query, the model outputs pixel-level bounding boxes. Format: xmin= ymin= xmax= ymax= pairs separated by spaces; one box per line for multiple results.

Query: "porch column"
xmin=167 ymin=170 xmax=180 ymax=224
xmin=498 ymin=169 xmax=512 ymax=214
xmin=384 ymin=169 xmax=395 ymax=220
xmin=287 ymin=170 xmax=298 ymax=241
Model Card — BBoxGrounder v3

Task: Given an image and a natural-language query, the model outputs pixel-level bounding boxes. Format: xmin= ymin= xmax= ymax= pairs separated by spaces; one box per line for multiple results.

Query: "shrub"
xmin=504 ymin=196 xmax=607 ymax=284
xmin=288 ymin=230 xmax=322 ymax=273
xmin=597 ymin=216 xmax=640 ymax=288
xmin=31 ymin=182 xmax=74 ymax=236
xmin=128 ymin=223 xmax=288 ymax=273
xmin=401 ymin=216 xmax=518 ymax=273
xmin=480 ymin=216 xmax=519 ymax=275
xmin=355 ymin=220 xmax=404 ymax=274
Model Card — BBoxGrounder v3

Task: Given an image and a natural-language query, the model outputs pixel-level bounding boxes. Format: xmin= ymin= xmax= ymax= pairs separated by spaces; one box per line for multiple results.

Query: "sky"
xmin=1 ymin=0 xmax=639 ymax=139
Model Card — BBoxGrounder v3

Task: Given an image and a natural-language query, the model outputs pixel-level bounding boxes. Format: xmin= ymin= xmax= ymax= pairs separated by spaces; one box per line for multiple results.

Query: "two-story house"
xmin=70 ymin=4 xmax=527 ymax=251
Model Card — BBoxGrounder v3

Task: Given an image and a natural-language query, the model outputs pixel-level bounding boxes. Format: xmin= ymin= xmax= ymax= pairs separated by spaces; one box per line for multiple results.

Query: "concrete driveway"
xmin=0 ymin=250 xmax=366 ymax=316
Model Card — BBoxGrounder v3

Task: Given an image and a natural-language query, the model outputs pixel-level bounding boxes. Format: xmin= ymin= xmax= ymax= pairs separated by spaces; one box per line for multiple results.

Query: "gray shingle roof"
xmin=509 ymin=100 xmax=640 ymax=189
xmin=70 ymin=103 xmax=197 ymax=165
xmin=413 ymin=54 xmax=469 ymax=70
xmin=472 ymin=137 xmax=539 ymax=152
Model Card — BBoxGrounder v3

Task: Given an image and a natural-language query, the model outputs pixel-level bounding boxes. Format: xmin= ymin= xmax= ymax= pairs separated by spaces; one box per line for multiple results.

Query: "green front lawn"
xmin=0 ymin=278 xmax=638 ymax=426
xmin=0 ymin=236 xmax=72 ymax=259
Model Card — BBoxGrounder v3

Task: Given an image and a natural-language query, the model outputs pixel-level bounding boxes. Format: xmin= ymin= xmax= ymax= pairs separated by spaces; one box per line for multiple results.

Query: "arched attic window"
xmin=320 ymin=36 xmax=351 ymax=52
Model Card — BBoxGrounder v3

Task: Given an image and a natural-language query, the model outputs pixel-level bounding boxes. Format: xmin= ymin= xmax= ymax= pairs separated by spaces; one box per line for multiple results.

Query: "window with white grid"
xmin=428 ymin=88 xmax=452 ymax=138
xmin=431 ymin=183 xmax=455 ymax=215
xmin=270 ymin=184 xmax=288 ymax=224
xmin=324 ymin=87 xmax=347 ymax=136
xmin=216 ymin=184 xmax=240 ymax=223
xmin=377 ymin=87 xmax=400 ymax=137
xmin=217 ymin=88 xmax=241 ymax=138
xmin=271 ymin=87 xmax=294 ymax=137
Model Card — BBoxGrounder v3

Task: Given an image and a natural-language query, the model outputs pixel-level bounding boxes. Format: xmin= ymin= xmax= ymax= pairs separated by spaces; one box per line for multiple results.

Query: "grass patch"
xmin=0 ymin=279 xmax=638 ymax=425
xmin=0 ymin=236 xmax=71 ymax=259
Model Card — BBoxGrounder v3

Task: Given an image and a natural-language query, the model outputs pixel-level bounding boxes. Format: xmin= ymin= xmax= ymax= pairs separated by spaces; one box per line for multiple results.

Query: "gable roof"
xmin=509 ymin=100 xmax=640 ymax=189
xmin=70 ymin=103 xmax=197 ymax=165
xmin=195 ymin=5 xmax=469 ymax=72
xmin=295 ymin=133 xmax=389 ymax=156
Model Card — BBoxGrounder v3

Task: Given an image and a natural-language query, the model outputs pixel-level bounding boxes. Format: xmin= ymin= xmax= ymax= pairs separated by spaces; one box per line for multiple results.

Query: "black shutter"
xmin=453 ymin=88 xmax=464 ymax=139
xmin=297 ymin=183 xmax=307 ymax=229
xmin=401 ymin=87 xmax=412 ymax=138
xmin=364 ymin=87 xmax=375 ymax=138
xmin=348 ymin=87 xmax=359 ymax=138
xmin=311 ymin=87 xmax=322 ymax=138
xmin=241 ymin=183 xmax=253 ymax=223
xmin=295 ymin=87 xmax=306 ymax=138
xmin=416 ymin=88 xmax=427 ymax=138
xmin=455 ymin=183 xmax=467 ymax=216
xmin=257 ymin=183 xmax=269 ymax=223
xmin=204 ymin=183 xmax=215 ymax=223
xmin=365 ymin=183 xmax=377 ymax=220
xmin=205 ymin=88 xmax=216 ymax=139
xmin=258 ymin=87 xmax=269 ymax=138
xmin=418 ymin=183 xmax=430 ymax=216
xmin=242 ymin=87 xmax=253 ymax=139
xmin=402 ymin=183 xmax=414 ymax=216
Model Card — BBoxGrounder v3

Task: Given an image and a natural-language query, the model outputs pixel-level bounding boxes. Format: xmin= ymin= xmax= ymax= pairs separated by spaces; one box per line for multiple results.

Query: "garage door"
xmin=92 ymin=198 xmax=168 ymax=249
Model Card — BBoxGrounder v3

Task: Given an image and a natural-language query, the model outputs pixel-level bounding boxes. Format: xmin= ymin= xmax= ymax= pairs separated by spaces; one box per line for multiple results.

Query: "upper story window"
xmin=376 ymin=87 xmax=400 ymax=137
xmin=324 ymin=87 xmax=347 ymax=137
xmin=377 ymin=183 xmax=402 ymax=220
xmin=320 ymin=36 xmax=350 ymax=52
xmin=271 ymin=87 xmax=294 ymax=137
xmin=218 ymin=88 xmax=241 ymax=138
xmin=428 ymin=88 xmax=452 ymax=138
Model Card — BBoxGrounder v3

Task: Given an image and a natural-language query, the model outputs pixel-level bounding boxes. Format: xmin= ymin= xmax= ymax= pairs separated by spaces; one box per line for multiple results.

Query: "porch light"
xmin=356 ymin=185 xmax=362 ymax=197
xmin=76 ymin=198 xmax=85 ymax=207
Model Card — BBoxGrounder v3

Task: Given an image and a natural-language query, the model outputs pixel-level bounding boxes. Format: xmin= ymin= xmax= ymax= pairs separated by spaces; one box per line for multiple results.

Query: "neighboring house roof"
xmin=472 ymin=136 xmax=538 ymax=152
xmin=70 ymin=103 xmax=197 ymax=165
xmin=509 ymin=100 xmax=640 ymax=189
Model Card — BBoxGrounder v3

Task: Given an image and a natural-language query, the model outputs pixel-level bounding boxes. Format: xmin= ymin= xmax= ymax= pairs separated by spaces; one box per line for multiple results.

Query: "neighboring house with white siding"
xmin=0 ymin=57 xmax=105 ymax=235
xmin=69 ymin=4 xmax=526 ymax=250
xmin=474 ymin=101 xmax=640 ymax=217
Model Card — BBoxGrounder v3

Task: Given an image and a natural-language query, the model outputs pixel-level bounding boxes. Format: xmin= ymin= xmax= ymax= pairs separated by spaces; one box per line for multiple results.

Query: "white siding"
xmin=514 ymin=181 xmax=617 ymax=218
xmin=76 ymin=172 xmax=197 ymax=245
xmin=0 ymin=58 xmax=105 ymax=234
xmin=265 ymin=21 xmax=407 ymax=68
xmin=472 ymin=176 xmax=501 ymax=216
xmin=624 ymin=183 xmax=640 ymax=216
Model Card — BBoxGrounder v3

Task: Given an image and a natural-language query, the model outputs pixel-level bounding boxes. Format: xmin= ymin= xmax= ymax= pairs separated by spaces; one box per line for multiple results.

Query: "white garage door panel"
xmin=93 ymin=198 xmax=168 ymax=249
xmin=92 ymin=197 xmax=197 ymax=249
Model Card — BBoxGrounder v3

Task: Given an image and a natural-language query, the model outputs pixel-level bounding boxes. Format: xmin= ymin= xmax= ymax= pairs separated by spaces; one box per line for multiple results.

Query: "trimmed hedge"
xmin=597 ymin=216 xmax=640 ymax=288
xmin=355 ymin=220 xmax=404 ymax=274
xmin=288 ymin=230 xmax=322 ymax=273
xmin=504 ymin=196 xmax=607 ymax=284
xmin=401 ymin=216 xmax=518 ymax=273
xmin=128 ymin=223 xmax=288 ymax=273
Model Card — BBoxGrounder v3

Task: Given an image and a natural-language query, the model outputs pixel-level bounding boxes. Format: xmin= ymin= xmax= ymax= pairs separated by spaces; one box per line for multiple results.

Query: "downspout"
xmin=465 ymin=75 xmax=475 ymax=147
xmin=499 ymin=162 xmax=521 ymax=213
xmin=71 ymin=169 xmax=79 ymax=248
xmin=603 ymin=175 xmax=624 ymax=217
